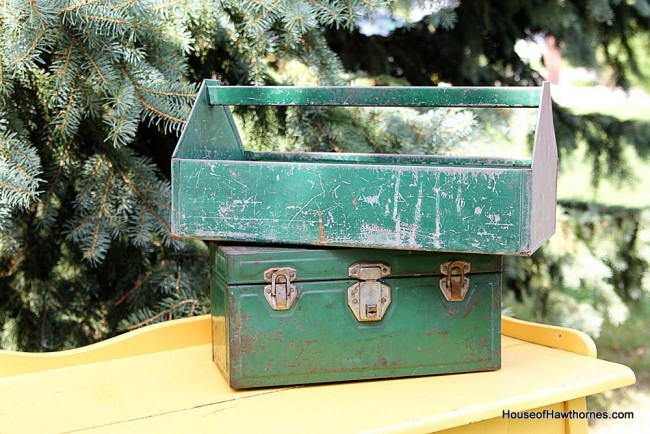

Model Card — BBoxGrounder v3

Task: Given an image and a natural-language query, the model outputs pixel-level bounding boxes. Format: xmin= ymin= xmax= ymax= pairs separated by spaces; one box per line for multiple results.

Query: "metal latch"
xmin=439 ymin=260 xmax=471 ymax=301
xmin=348 ymin=262 xmax=391 ymax=322
xmin=264 ymin=267 xmax=297 ymax=310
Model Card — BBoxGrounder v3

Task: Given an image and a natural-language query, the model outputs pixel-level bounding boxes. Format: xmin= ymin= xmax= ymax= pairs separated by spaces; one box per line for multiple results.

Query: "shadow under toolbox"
xmin=211 ymin=244 xmax=501 ymax=389
xmin=172 ymin=81 xmax=557 ymax=256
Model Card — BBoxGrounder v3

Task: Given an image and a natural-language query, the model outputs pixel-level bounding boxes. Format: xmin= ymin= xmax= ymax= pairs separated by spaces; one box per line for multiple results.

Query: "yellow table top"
xmin=0 ymin=316 xmax=635 ymax=433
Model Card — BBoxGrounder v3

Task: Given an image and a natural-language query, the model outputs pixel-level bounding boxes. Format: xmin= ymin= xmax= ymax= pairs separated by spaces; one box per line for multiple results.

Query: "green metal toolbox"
xmin=172 ymin=81 xmax=557 ymax=256
xmin=211 ymin=244 xmax=501 ymax=389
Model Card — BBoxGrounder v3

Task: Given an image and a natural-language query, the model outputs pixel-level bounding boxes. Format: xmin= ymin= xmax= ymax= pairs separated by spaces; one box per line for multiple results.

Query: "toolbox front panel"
xmin=176 ymin=159 xmax=528 ymax=254
xmin=216 ymin=274 xmax=500 ymax=389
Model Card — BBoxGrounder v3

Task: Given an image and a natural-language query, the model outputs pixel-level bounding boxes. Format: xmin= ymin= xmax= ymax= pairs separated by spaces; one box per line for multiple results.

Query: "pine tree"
xmin=2 ymin=0 xmax=412 ymax=351
xmin=5 ymin=0 xmax=647 ymax=349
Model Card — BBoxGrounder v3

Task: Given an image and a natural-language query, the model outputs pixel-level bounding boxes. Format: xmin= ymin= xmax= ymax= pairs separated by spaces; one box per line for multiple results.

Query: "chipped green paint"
xmin=206 ymin=85 xmax=541 ymax=107
xmin=172 ymin=80 xmax=558 ymax=255
xmin=211 ymin=244 xmax=502 ymax=389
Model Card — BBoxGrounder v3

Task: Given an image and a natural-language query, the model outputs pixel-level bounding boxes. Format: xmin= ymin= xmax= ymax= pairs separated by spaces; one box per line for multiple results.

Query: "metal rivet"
xmin=352 ymin=299 xmax=358 ymax=304
xmin=381 ymin=297 xmax=387 ymax=303
xmin=266 ymin=288 xmax=271 ymax=294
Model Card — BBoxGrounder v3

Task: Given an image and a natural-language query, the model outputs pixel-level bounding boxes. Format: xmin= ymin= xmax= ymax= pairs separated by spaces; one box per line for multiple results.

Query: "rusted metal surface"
xmin=440 ymin=260 xmax=471 ymax=301
xmin=211 ymin=244 xmax=502 ymax=389
xmin=347 ymin=262 xmax=392 ymax=322
xmin=172 ymin=81 xmax=558 ymax=256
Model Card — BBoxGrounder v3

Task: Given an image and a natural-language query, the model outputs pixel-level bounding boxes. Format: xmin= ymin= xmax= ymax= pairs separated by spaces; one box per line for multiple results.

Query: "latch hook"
xmin=439 ymin=260 xmax=471 ymax=301
xmin=264 ymin=267 xmax=298 ymax=310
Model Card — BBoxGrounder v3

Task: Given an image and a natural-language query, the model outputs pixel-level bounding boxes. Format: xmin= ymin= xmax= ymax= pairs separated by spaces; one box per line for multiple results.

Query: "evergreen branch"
xmin=114 ymin=164 xmax=173 ymax=235
xmin=87 ymin=170 xmax=114 ymax=261
xmin=151 ymin=53 xmax=185 ymax=77
xmin=0 ymin=148 xmax=37 ymax=184
xmin=249 ymin=0 xmax=282 ymax=27
xmin=306 ymin=0 xmax=340 ymax=22
xmin=0 ymin=138 xmax=32 ymax=161
xmin=225 ymin=29 xmax=238 ymax=43
xmin=114 ymin=270 xmax=153 ymax=307
xmin=134 ymin=92 xmax=186 ymax=124
xmin=0 ymin=181 xmax=31 ymax=196
xmin=133 ymin=205 xmax=147 ymax=243
xmin=60 ymin=0 xmax=96 ymax=13
xmin=59 ymin=84 xmax=77 ymax=133
xmin=365 ymin=132 xmax=386 ymax=153
xmin=38 ymin=150 xmax=68 ymax=227
xmin=0 ymin=56 xmax=3 ymax=89
xmin=301 ymin=36 xmax=313 ymax=53
xmin=55 ymin=37 xmax=75 ymax=82
xmin=126 ymin=195 xmax=171 ymax=211
xmin=77 ymin=154 xmax=106 ymax=205
xmin=136 ymin=87 xmax=195 ymax=99
xmin=347 ymin=0 xmax=354 ymax=23
xmin=360 ymin=0 xmax=384 ymax=7
xmin=111 ymin=0 xmax=139 ymax=8
xmin=78 ymin=14 xmax=126 ymax=25
xmin=79 ymin=43 xmax=108 ymax=85
xmin=13 ymin=26 xmax=45 ymax=65
xmin=152 ymin=0 xmax=181 ymax=11
xmin=125 ymin=299 xmax=197 ymax=330
xmin=175 ymin=268 xmax=182 ymax=295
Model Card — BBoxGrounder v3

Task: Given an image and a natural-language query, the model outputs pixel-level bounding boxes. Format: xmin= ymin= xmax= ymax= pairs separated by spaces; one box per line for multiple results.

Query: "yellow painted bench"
xmin=0 ymin=316 xmax=635 ymax=433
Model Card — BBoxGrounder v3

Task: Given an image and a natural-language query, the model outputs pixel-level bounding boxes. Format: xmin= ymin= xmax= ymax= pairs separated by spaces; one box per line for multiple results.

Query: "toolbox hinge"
xmin=347 ymin=262 xmax=391 ymax=322
xmin=439 ymin=260 xmax=471 ymax=301
xmin=264 ymin=267 xmax=298 ymax=310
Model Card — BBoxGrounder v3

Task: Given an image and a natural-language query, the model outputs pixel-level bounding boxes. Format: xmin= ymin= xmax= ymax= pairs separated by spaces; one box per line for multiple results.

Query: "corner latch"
xmin=439 ymin=260 xmax=471 ymax=301
xmin=348 ymin=262 xmax=391 ymax=322
xmin=264 ymin=267 xmax=297 ymax=310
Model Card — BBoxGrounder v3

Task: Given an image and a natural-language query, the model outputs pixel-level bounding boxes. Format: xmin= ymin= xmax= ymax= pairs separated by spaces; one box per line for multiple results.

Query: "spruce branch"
xmin=58 ymin=84 xmax=77 ymax=134
xmin=86 ymin=171 xmax=114 ymax=262
xmin=79 ymin=42 xmax=108 ymax=85
xmin=60 ymin=0 xmax=97 ymax=13
xmin=13 ymin=26 xmax=45 ymax=66
xmin=135 ymin=92 xmax=187 ymax=125
xmin=111 ymin=0 xmax=139 ymax=9
xmin=114 ymin=270 xmax=154 ymax=307
xmin=152 ymin=0 xmax=182 ymax=12
xmin=57 ymin=37 xmax=75 ymax=81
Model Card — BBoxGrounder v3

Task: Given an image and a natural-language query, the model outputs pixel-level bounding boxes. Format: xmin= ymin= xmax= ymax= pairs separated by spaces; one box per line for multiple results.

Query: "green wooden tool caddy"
xmin=172 ymin=81 xmax=558 ymax=255
xmin=211 ymin=244 xmax=501 ymax=389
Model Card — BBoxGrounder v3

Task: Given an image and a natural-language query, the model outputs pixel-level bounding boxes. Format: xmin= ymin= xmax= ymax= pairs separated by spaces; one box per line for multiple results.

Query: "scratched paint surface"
xmin=171 ymin=81 xmax=558 ymax=255
xmin=206 ymin=84 xmax=541 ymax=108
xmin=210 ymin=244 xmax=501 ymax=389
xmin=174 ymin=159 xmax=528 ymax=254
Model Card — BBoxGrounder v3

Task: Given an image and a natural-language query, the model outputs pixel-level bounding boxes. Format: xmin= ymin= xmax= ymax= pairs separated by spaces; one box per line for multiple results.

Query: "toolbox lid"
xmin=214 ymin=244 xmax=501 ymax=285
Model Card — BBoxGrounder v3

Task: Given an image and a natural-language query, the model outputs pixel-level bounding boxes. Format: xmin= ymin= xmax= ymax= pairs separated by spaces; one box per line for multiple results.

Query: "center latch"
xmin=264 ymin=267 xmax=298 ymax=310
xmin=347 ymin=262 xmax=391 ymax=322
